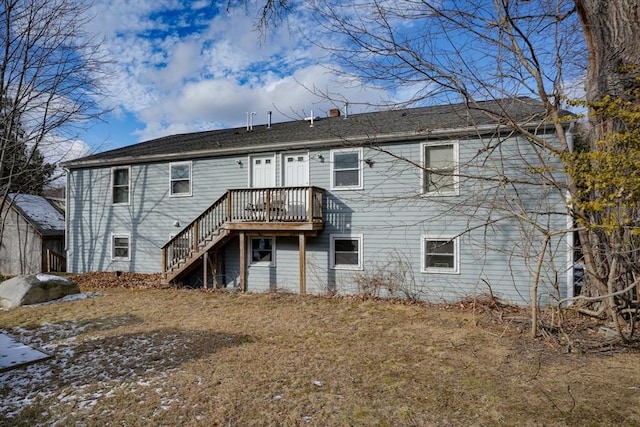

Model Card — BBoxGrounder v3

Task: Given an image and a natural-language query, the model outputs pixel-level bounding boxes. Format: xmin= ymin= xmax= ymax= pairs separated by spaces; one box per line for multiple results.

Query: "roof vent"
xmin=305 ymin=110 xmax=315 ymax=127
xmin=246 ymin=111 xmax=256 ymax=132
xmin=343 ymin=102 xmax=349 ymax=119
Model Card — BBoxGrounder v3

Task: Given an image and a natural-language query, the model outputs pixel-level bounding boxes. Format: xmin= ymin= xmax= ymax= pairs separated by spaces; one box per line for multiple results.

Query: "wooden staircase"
xmin=161 ymin=186 xmax=324 ymax=285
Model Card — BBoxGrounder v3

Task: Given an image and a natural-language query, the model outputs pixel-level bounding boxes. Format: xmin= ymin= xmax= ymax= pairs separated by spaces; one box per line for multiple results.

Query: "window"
xmin=330 ymin=234 xmax=363 ymax=270
xmin=250 ymin=237 xmax=275 ymax=266
xmin=331 ymin=148 xmax=363 ymax=190
xmin=112 ymin=234 xmax=130 ymax=261
xmin=112 ymin=167 xmax=130 ymax=205
xmin=170 ymin=162 xmax=192 ymax=196
xmin=421 ymin=237 xmax=459 ymax=273
xmin=423 ymin=143 xmax=458 ymax=194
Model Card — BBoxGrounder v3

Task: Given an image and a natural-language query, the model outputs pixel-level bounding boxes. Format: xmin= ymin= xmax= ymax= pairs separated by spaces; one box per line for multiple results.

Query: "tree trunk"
xmin=575 ymin=0 xmax=640 ymax=107
xmin=574 ymin=1 xmax=640 ymax=330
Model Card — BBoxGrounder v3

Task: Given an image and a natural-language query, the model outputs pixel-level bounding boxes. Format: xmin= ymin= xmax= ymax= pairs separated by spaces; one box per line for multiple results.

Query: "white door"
xmin=251 ymin=155 xmax=275 ymax=188
xmin=283 ymin=153 xmax=309 ymax=187
xmin=282 ymin=153 xmax=309 ymax=218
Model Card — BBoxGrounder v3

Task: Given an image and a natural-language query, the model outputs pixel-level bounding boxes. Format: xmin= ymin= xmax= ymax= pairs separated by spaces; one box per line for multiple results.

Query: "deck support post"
xmin=161 ymin=247 xmax=167 ymax=280
xmin=299 ymin=233 xmax=306 ymax=295
xmin=219 ymin=252 xmax=226 ymax=288
xmin=239 ymin=232 xmax=246 ymax=292
xmin=212 ymin=252 xmax=219 ymax=289
xmin=202 ymin=251 xmax=208 ymax=289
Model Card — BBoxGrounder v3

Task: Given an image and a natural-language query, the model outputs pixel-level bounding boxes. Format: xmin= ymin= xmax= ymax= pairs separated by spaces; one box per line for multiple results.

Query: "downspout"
xmin=64 ymin=167 xmax=70 ymax=272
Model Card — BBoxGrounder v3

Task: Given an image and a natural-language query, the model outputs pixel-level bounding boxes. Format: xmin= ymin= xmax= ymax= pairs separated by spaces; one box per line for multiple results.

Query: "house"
xmin=62 ymin=98 xmax=575 ymax=304
xmin=0 ymin=194 xmax=66 ymax=275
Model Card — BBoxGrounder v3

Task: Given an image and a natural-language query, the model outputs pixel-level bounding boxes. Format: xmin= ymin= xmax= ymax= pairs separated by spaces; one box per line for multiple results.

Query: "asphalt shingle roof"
xmin=65 ymin=97 xmax=564 ymax=168
xmin=9 ymin=194 xmax=65 ymax=236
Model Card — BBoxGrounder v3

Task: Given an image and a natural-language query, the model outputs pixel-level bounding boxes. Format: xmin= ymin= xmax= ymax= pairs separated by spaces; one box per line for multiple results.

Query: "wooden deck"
xmin=161 ymin=186 xmax=323 ymax=286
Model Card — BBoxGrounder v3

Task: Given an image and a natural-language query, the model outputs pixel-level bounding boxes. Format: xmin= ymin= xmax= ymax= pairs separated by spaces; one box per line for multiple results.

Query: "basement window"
xmin=330 ymin=234 xmax=363 ymax=270
xmin=421 ymin=236 xmax=459 ymax=274
xmin=112 ymin=234 xmax=130 ymax=261
xmin=250 ymin=237 xmax=275 ymax=266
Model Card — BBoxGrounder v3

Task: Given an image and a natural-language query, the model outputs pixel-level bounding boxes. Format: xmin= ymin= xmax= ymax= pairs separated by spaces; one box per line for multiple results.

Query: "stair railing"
xmin=162 ymin=192 xmax=228 ymax=272
xmin=161 ymin=186 xmax=323 ymax=277
xmin=46 ymin=249 xmax=67 ymax=272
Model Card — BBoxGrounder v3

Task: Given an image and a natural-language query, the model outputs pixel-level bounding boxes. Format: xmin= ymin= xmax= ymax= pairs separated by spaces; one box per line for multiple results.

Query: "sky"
xmin=65 ymin=0 xmax=386 ymax=159
xmin=46 ymin=0 xmax=585 ymax=167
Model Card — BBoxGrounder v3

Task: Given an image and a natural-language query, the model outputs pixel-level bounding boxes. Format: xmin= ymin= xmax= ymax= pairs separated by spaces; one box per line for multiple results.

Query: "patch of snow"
xmin=0 ymin=332 xmax=51 ymax=372
xmin=0 ymin=318 xmax=192 ymax=422
xmin=36 ymin=273 xmax=69 ymax=282
xmin=28 ymin=292 xmax=101 ymax=307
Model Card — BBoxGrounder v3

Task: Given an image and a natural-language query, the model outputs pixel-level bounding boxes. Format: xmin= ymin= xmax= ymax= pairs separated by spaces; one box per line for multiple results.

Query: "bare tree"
xmin=227 ymin=0 xmax=291 ymax=35
xmin=0 ymin=0 xmax=108 ymax=241
xmin=236 ymin=0 xmax=640 ymax=339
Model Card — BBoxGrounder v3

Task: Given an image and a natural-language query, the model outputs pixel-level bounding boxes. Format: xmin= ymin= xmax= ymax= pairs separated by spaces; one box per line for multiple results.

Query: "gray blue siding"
xmin=67 ymin=133 xmax=570 ymax=304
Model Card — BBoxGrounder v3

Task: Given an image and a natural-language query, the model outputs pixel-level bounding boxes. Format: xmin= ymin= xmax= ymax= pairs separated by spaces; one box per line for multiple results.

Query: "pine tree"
xmin=0 ymin=96 xmax=54 ymax=195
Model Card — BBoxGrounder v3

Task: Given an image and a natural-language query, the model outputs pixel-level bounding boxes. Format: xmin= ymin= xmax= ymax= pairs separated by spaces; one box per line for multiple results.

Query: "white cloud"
xmin=38 ymin=136 xmax=93 ymax=185
xmin=39 ymin=137 xmax=92 ymax=165
xmin=133 ymin=63 xmax=388 ymax=141
xmin=83 ymin=1 xmax=391 ymax=145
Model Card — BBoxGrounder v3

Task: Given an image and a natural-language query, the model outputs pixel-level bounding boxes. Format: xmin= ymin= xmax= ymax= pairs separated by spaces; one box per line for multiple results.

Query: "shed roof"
xmin=64 ymin=97 xmax=569 ymax=169
xmin=9 ymin=194 xmax=65 ymax=237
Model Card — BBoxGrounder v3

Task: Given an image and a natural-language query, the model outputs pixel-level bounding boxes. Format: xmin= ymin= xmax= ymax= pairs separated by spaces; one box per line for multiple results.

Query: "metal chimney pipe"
xmin=344 ymin=102 xmax=349 ymax=119
xmin=250 ymin=112 xmax=256 ymax=131
xmin=267 ymin=111 xmax=272 ymax=129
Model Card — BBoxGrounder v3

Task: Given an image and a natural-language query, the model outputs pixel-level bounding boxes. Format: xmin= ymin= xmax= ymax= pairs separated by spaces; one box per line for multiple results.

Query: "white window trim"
xmin=169 ymin=161 xmax=193 ymax=197
xmin=421 ymin=235 xmax=460 ymax=274
xmin=330 ymin=147 xmax=364 ymax=191
xmin=249 ymin=236 xmax=276 ymax=267
xmin=330 ymin=234 xmax=363 ymax=270
xmin=421 ymin=141 xmax=459 ymax=196
xmin=111 ymin=166 xmax=131 ymax=206
xmin=111 ymin=233 xmax=131 ymax=261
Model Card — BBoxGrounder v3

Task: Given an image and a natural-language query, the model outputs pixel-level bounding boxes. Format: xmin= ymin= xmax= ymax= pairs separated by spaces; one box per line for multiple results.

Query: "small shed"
xmin=0 ymin=194 xmax=66 ymax=275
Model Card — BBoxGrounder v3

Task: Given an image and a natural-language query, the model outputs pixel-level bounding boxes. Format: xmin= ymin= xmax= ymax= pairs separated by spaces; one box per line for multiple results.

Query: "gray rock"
xmin=0 ymin=274 xmax=80 ymax=308
xmin=597 ymin=326 xmax=619 ymax=340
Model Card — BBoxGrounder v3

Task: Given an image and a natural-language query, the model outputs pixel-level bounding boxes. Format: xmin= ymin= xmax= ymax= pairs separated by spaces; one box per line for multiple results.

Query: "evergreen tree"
xmin=0 ymin=96 xmax=54 ymax=195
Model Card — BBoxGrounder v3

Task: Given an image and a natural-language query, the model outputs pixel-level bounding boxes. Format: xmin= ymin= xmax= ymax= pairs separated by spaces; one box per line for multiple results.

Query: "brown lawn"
xmin=0 ymin=274 xmax=639 ymax=426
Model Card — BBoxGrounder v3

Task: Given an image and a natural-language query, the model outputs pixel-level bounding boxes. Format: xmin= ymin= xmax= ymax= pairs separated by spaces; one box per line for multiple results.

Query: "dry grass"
xmin=1 ymin=283 xmax=639 ymax=426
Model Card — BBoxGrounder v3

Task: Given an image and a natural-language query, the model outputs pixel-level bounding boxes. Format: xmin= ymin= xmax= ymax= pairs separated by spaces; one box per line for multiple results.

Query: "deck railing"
xmin=46 ymin=249 xmax=66 ymax=273
xmin=161 ymin=186 xmax=323 ymax=274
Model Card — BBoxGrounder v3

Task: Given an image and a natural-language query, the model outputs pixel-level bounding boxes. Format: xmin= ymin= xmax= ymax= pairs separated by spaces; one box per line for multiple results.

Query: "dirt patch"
xmin=71 ymin=271 xmax=164 ymax=289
